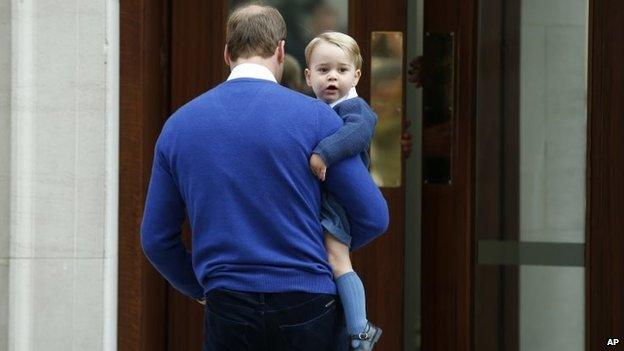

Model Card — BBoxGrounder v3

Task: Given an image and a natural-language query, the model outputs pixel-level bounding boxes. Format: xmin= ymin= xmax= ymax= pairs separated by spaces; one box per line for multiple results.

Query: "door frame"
xmin=119 ymin=0 xmax=170 ymax=350
xmin=119 ymin=1 xmax=407 ymax=350
xmin=587 ymin=0 xmax=624 ymax=349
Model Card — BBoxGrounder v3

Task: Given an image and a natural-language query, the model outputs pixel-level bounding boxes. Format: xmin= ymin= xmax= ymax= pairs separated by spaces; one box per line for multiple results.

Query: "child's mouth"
xmin=326 ymin=85 xmax=338 ymax=92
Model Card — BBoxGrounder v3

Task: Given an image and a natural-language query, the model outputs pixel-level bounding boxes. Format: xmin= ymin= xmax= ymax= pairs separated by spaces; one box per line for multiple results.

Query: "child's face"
xmin=304 ymin=42 xmax=361 ymax=104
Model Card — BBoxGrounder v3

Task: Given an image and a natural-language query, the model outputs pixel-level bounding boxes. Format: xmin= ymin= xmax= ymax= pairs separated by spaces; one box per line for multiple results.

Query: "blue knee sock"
xmin=335 ymin=271 xmax=368 ymax=348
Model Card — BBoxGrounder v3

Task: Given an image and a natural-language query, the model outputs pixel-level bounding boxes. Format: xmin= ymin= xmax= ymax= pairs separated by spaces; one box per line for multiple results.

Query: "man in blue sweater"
xmin=140 ymin=4 xmax=389 ymax=351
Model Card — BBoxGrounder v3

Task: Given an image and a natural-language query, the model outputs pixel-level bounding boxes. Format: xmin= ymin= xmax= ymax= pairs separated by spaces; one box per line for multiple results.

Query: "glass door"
xmin=474 ymin=1 xmax=588 ymax=350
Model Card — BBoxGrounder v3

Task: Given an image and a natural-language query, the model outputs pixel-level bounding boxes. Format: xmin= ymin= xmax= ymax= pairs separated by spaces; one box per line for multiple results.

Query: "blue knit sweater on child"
xmin=313 ymin=97 xmax=377 ymax=167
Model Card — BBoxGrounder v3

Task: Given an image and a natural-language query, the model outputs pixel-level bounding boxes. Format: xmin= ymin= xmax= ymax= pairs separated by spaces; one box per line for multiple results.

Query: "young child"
xmin=304 ymin=32 xmax=382 ymax=350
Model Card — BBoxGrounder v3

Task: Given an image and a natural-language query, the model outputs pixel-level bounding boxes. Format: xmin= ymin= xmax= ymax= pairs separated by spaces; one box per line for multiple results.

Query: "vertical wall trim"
xmin=104 ymin=0 xmax=120 ymax=350
xmin=8 ymin=0 xmax=36 ymax=348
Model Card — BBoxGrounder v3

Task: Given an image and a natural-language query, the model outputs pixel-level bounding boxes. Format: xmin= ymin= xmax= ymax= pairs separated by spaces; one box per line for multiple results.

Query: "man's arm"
xmin=323 ymin=156 xmax=389 ymax=250
xmin=140 ymin=144 xmax=204 ymax=299
xmin=314 ymin=101 xmax=389 ymax=250
xmin=312 ymin=98 xmax=377 ymax=167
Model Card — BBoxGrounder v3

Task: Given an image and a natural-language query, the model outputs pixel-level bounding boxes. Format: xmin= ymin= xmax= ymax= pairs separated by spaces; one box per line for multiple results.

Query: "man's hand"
xmin=310 ymin=154 xmax=327 ymax=181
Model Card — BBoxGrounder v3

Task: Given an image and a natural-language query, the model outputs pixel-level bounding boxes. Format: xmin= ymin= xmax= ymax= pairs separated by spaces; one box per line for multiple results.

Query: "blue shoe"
xmin=351 ymin=322 xmax=382 ymax=351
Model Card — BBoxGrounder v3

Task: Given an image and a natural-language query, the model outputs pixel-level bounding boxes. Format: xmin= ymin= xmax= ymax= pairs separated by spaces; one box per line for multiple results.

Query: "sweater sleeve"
xmin=140 ymin=140 xmax=204 ymax=299
xmin=312 ymin=98 xmax=378 ymax=166
xmin=315 ymin=102 xmax=389 ymax=251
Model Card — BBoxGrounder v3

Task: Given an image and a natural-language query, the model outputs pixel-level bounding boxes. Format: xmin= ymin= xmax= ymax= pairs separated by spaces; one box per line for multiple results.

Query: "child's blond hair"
xmin=304 ymin=32 xmax=363 ymax=70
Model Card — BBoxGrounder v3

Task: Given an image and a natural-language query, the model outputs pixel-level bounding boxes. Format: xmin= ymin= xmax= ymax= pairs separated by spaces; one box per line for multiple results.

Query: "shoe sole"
xmin=368 ymin=329 xmax=382 ymax=350
xmin=372 ymin=329 xmax=382 ymax=343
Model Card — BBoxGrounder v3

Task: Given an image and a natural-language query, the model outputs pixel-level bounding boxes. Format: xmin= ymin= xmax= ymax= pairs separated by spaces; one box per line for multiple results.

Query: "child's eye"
xmin=318 ymin=68 xmax=328 ymax=73
xmin=340 ymin=68 xmax=349 ymax=73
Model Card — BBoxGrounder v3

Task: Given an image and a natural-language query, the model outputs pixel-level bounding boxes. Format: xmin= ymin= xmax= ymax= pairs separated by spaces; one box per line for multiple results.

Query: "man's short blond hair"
xmin=226 ymin=4 xmax=287 ymax=61
xmin=304 ymin=32 xmax=363 ymax=70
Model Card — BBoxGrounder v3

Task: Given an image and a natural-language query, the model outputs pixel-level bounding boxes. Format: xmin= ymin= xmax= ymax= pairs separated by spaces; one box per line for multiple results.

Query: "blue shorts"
xmin=320 ymin=191 xmax=351 ymax=247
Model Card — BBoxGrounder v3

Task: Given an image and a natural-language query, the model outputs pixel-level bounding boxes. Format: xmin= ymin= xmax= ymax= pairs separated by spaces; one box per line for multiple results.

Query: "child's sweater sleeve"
xmin=312 ymin=97 xmax=378 ymax=166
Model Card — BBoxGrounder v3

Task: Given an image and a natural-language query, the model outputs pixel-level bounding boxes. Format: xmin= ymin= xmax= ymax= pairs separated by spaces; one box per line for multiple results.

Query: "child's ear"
xmin=304 ymin=68 xmax=313 ymax=87
xmin=353 ymin=69 xmax=362 ymax=86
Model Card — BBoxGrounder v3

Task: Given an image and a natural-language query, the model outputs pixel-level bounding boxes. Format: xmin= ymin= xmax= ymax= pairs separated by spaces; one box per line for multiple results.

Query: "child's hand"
xmin=402 ymin=119 xmax=413 ymax=159
xmin=310 ymin=154 xmax=327 ymax=181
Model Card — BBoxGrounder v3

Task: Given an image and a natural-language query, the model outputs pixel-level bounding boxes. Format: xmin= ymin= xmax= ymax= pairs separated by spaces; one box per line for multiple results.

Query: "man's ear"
xmin=353 ymin=68 xmax=362 ymax=86
xmin=276 ymin=40 xmax=286 ymax=64
xmin=304 ymin=68 xmax=313 ymax=87
xmin=224 ymin=44 xmax=231 ymax=66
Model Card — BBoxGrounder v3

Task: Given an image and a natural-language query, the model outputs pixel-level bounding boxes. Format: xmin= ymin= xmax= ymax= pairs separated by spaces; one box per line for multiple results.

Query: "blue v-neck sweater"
xmin=141 ymin=79 xmax=389 ymax=299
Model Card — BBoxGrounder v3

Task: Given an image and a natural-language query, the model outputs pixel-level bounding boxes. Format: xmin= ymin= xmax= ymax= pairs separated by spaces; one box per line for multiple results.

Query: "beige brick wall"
xmin=0 ymin=1 xmax=118 ymax=350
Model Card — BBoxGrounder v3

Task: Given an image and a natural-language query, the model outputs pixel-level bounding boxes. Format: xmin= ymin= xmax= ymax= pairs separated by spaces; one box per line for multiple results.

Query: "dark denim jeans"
xmin=203 ymin=289 xmax=348 ymax=351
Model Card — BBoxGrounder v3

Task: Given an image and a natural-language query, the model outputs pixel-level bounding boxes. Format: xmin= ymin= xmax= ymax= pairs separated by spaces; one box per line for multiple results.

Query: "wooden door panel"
xmin=119 ymin=0 xmax=170 ymax=350
xmin=421 ymin=0 xmax=476 ymax=351
xmin=348 ymin=1 xmax=406 ymax=350
xmin=166 ymin=1 xmax=227 ymax=350
xmin=588 ymin=0 xmax=624 ymax=349
xmin=170 ymin=0 xmax=227 ymax=111
xmin=352 ymin=187 xmax=406 ymax=351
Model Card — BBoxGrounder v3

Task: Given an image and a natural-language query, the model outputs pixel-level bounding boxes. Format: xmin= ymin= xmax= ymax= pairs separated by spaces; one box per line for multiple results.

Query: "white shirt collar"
xmin=329 ymin=87 xmax=359 ymax=108
xmin=227 ymin=63 xmax=277 ymax=83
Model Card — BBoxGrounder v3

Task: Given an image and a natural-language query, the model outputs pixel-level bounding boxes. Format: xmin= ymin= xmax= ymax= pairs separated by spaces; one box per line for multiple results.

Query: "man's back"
xmin=141 ymin=78 xmax=388 ymax=297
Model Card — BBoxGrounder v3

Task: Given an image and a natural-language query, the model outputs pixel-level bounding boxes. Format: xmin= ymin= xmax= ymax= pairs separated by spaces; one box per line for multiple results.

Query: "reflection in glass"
xmin=369 ymin=31 xmax=404 ymax=188
xmin=423 ymin=157 xmax=450 ymax=185
xmin=423 ymin=32 xmax=454 ymax=127
xmin=229 ymin=0 xmax=348 ymax=94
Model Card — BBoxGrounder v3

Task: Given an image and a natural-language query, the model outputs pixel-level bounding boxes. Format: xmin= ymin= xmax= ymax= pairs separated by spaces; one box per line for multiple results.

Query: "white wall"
xmin=0 ymin=0 xmax=118 ymax=350
xmin=519 ymin=0 xmax=587 ymax=350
